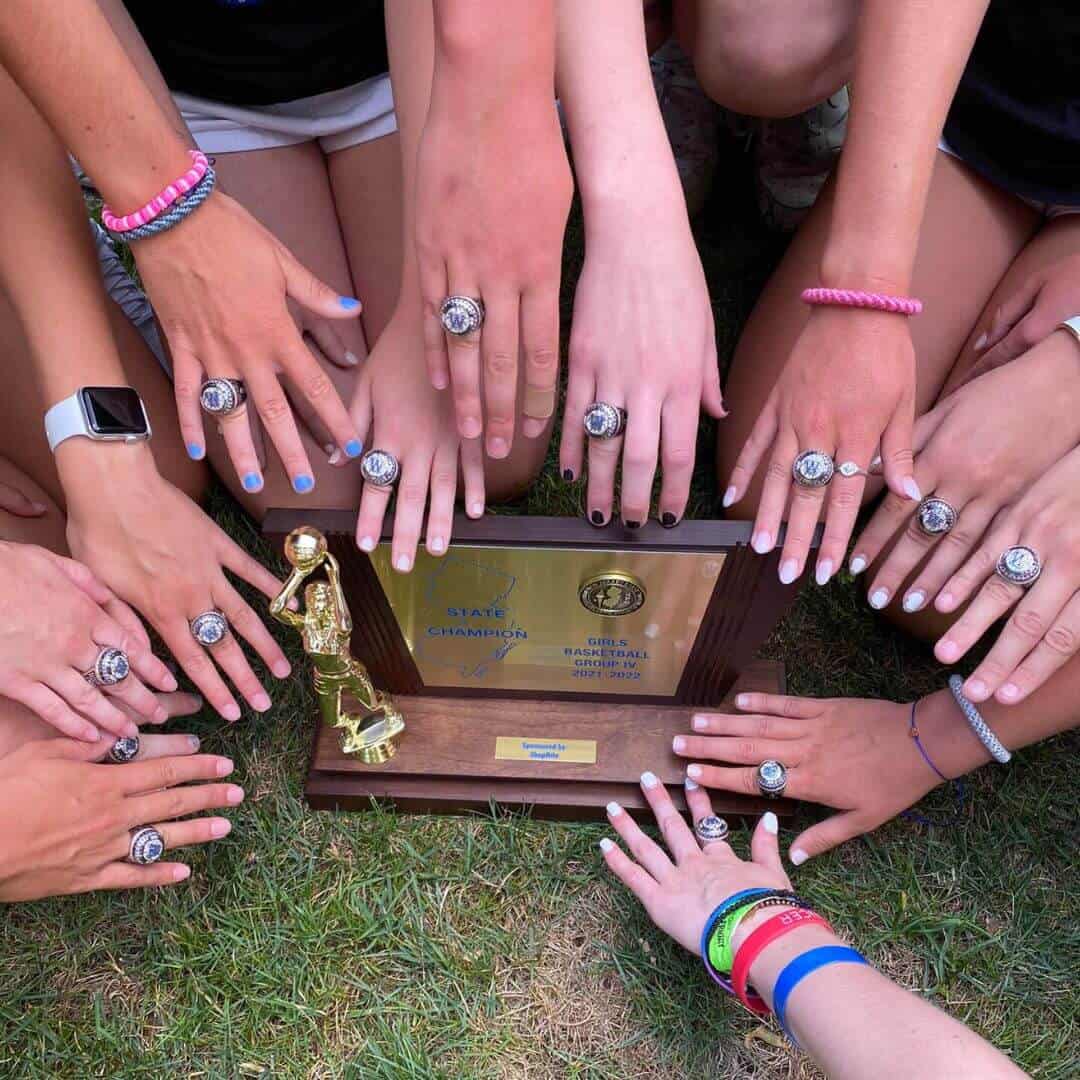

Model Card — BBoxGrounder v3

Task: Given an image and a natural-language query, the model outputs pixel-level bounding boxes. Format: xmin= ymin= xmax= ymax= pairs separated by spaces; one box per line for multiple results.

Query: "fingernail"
xmin=216 ymin=758 xmax=234 ymax=776
xmin=154 ymin=706 xmax=168 ymax=724
xmin=965 ymin=678 xmax=988 ymax=701
xmin=599 ymin=838 xmax=615 ymax=853
xmin=779 ymin=559 xmax=799 ymax=585
xmin=869 ymin=588 xmax=889 ymax=610
xmin=672 ymin=736 xmax=686 ymax=753
xmin=227 ymin=785 xmax=245 ymax=804
xmin=735 ymin=694 xmax=750 ymax=708
xmin=462 ymin=417 xmax=482 ymax=440
xmin=903 ymin=590 xmax=925 ymax=613
xmin=686 ymin=764 xmax=702 ymax=780
xmin=902 ymin=477 xmax=922 ymax=501
xmin=590 ymin=510 xmax=605 ymax=526
xmin=937 ymin=640 xmax=959 ymax=662
xmin=661 ymin=512 xmax=678 ymax=528
xmin=345 ymin=440 xmax=363 ymax=458
xmin=488 ymin=437 xmax=508 ymax=458
xmin=684 ymin=775 xmax=699 ymax=791
xmin=187 ymin=443 xmax=205 ymax=461
xmin=999 ymin=682 xmax=1020 ymax=701
xmin=643 ymin=622 xmax=660 ymax=639
xmin=693 ymin=715 xmax=708 ymax=731
xmin=31 ymin=501 xmax=48 ymax=513
xmin=815 ymin=559 xmax=833 ymax=586
xmin=790 ymin=848 xmax=808 ymax=866
xmin=763 ymin=811 xmax=779 ymax=835
xmin=937 ymin=591 xmax=955 ymax=612
xmin=358 ymin=536 xmax=376 ymax=552
xmin=395 ymin=554 xmax=412 ymax=572
xmin=974 ymin=332 xmax=988 ymax=351
xmin=432 ymin=372 xmax=449 ymax=390
xmin=849 ymin=555 xmax=867 ymax=575
xmin=253 ymin=692 xmax=272 ymax=712
xmin=242 ymin=472 xmax=263 ymax=492
xmin=870 ymin=454 xmax=882 ymax=469
xmin=292 ymin=474 xmax=315 ymax=494
xmin=272 ymin=660 xmax=292 ymax=678
xmin=606 ymin=801 xmax=623 ymax=816
xmin=752 ymin=531 xmax=772 ymax=555
xmin=469 ymin=501 xmax=484 ymax=518
xmin=640 ymin=771 xmax=659 ymax=789
xmin=429 ymin=536 xmax=446 ymax=554
xmin=187 ymin=735 xmax=201 ymax=752
xmin=722 ymin=486 xmax=737 ymax=509
xmin=562 ymin=468 xmax=574 ymax=482
xmin=344 ymin=350 xmax=360 ymax=366
xmin=173 ymin=864 xmax=192 ymax=881
xmin=328 ymin=450 xmax=343 ymax=466
xmin=223 ymin=703 xmax=241 ymax=723
xmin=625 ymin=520 xmax=642 ymax=530
xmin=339 ymin=296 xmax=361 ymax=310
xmin=210 ymin=819 xmax=232 ymax=839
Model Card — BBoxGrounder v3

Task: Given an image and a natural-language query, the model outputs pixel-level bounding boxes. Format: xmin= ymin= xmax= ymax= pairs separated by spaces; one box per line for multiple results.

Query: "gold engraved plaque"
xmin=369 ymin=544 xmax=725 ymax=696
xmin=494 ymin=737 xmax=598 ymax=764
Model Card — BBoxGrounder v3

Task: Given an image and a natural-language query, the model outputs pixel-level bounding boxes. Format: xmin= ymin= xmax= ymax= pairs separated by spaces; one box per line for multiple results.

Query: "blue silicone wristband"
xmin=773 ymin=946 xmax=868 ymax=1044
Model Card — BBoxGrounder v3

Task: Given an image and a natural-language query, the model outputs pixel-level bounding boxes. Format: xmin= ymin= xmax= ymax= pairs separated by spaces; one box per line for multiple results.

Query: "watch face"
xmin=79 ymin=387 xmax=149 ymax=437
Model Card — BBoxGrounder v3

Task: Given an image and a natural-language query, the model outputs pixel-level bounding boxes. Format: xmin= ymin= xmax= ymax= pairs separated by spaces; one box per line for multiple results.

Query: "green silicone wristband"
xmin=709 ymin=903 xmax=757 ymax=974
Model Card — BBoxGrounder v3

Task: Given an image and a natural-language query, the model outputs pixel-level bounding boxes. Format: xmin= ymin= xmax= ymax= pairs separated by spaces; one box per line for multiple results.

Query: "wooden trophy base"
xmin=305 ymin=660 xmax=792 ymax=821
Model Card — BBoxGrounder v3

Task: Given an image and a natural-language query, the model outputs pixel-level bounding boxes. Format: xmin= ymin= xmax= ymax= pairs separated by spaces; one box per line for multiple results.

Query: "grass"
xmin=2 ymin=141 xmax=1076 ymax=1079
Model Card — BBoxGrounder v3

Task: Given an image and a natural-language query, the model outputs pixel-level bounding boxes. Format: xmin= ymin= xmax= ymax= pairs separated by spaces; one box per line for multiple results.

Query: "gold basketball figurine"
xmin=271 ymin=526 xmax=405 ymax=763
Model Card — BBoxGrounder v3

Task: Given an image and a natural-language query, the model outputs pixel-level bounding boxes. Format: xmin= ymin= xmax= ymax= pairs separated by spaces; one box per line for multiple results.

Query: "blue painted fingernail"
xmin=186 ymin=443 xmax=205 ymax=460
xmin=339 ymin=296 xmax=361 ymax=310
xmin=345 ymin=439 xmax=363 ymax=458
xmin=242 ymin=473 xmax=262 ymax=492
xmin=292 ymin=474 xmax=314 ymax=494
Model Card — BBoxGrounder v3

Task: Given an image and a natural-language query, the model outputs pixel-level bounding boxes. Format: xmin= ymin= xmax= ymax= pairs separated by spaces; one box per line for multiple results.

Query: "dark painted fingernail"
xmin=625 ymin=520 xmax=642 ymax=530
xmin=590 ymin=510 xmax=605 ymax=526
xmin=242 ymin=472 xmax=262 ymax=492
xmin=339 ymin=296 xmax=361 ymax=310
xmin=187 ymin=443 xmax=205 ymax=460
xmin=292 ymin=474 xmax=315 ymax=494
xmin=661 ymin=512 xmax=678 ymax=528
xmin=562 ymin=468 xmax=574 ymax=482
xmin=345 ymin=439 xmax=363 ymax=458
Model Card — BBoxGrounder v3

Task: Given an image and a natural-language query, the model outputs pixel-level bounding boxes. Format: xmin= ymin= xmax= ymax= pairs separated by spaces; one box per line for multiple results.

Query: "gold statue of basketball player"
xmin=270 ymin=526 xmax=405 ymax=763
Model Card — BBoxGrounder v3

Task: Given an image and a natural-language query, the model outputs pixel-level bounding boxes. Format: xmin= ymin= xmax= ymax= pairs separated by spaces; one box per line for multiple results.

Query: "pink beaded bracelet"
xmin=101 ymin=149 xmax=210 ymax=234
xmin=801 ymin=287 xmax=923 ymax=316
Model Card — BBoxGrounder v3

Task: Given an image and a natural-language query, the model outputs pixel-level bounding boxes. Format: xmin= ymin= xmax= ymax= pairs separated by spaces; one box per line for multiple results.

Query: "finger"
xmin=200 ymin=616 xmax=271 ymax=714
xmin=778 ymin=440 xmax=831 ymax=584
xmin=129 ymin=780 xmax=245 ymax=828
xmin=149 ymin=690 xmax=204 ymax=720
xmin=479 ymin=286 xmax=520 ymax=458
xmin=172 ymin=344 xmax=208 ymax=462
xmin=935 ymin=523 xmax=1011 ymax=617
xmin=305 ymin=317 xmax=358 ymax=370
xmin=418 ymin=259 xmax=451 ymax=391
xmin=390 ymin=449 xmax=432 ymax=574
xmin=733 ymin=692 xmax=823 ymax=720
xmin=443 ymin=277 xmax=485 ymax=442
xmin=48 ymin=669 xmax=139 ymax=739
xmin=154 ymin=814 xmax=233 ymax=853
xmin=750 ymin=812 xmax=787 ymax=877
xmin=879 ymin=401 xmax=920 ymax=505
xmin=349 ymin=372 xmax=373 ymax=455
xmin=216 ymin=400 xmax=268 ymax=496
xmin=814 ymin=444 xmax=873 ymax=586
xmin=997 ymin=591 xmax=1080 ymax=704
xmin=90 ymin=861 xmax=194 ymax=891
xmin=92 ymin=614 xmax=175 ymax=694
xmin=639 ymin=771 xmax=699 ymax=863
xmin=104 ymin=669 xmax=168 ymax=726
xmin=604 ymin=798 xmax=675 ymax=881
xmin=725 ymin=397 xmax=778 ymax=511
xmin=599 ymin=836 xmax=661 ymax=907
xmin=519 ymin=284 xmax=560 ymax=440
xmin=688 ymin=709 xmax=806 ymax=740
xmin=935 ymin=564 xmax=1024 ymax=670
xmin=673 ymin=733 xmax=805 ymax=767
xmin=355 ymin=465 xmax=394 ymax=556
xmin=278 ymin=241 xmax=363 ymax=322
xmin=750 ymin=427 xmax=798 ymax=557
xmin=425 ymin=441 xmax=457 ymax=557
xmin=619 ymin=396 xmax=661 ymax=528
xmin=52 ymin=554 xmax=115 ymax=607
xmin=93 ymin=730 xmax=202 ymax=762
xmin=684 ymin=777 xmax=739 ymax=861
xmin=657 ymin=395 xmax=698 ymax=527
xmin=460 ymin=435 xmax=486 ymax=520
xmin=559 ymin=365 xmax=594 ymax=487
xmin=789 ymin=810 xmax=867 ymax=865
xmin=977 ymin=314 xmax=1042 ymax=371
xmin=0 ymin=481 xmax=46 ymax=517
xmin=700 ymin=343 xmax=726 ymax=421
xmin=976 ymin=276 xmax=1040 ymax=352
xmin=849 ymin=478 xmax=933 ymax=579
xmin=120 ymin=751 xmax=235 ymax=796
xmin=100 ymin=595 xmax=154 ymax=659
xmin=8 ymin=680 xmax=100 ymax=742
xmin=283 ymin=372 xmax=338 ymax=463
xmin=216 ymin=580 xmax=291 ymax=681
xmin=277 ymin=338 xmax=362 ymax=464
xmin=686 ymin=763 xmax=803 ymax=801
xmin=585 ymin=393 xmax=624 ymax=527
xmin=219 ymin=536 xmax=289 ymax=605
xmin=164 ymin=624 xmax=242 ymax=723
xmin=246 ymin=363 xmax=316 ymax=495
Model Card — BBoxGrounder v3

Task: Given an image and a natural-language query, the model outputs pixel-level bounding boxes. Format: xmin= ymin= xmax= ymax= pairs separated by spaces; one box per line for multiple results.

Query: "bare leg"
xmin=673 ymin=0 xmax=858 ymax=116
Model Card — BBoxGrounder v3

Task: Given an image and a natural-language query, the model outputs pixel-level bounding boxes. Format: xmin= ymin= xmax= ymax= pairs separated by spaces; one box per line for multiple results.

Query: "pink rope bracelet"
xmin=801 ymin=287 xmax=923 ymax=316
xmin=101 ymin=149 xmax=209 ymax=234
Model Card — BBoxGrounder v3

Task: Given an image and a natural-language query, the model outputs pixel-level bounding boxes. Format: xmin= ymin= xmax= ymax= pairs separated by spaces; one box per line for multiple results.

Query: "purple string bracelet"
xmin=901 ymin=699 xmax=966 ymax=828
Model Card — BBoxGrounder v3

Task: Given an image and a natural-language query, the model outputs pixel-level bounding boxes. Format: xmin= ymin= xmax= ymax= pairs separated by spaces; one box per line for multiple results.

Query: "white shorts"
xmin=177 ymin=73 xmax=397 ymax=156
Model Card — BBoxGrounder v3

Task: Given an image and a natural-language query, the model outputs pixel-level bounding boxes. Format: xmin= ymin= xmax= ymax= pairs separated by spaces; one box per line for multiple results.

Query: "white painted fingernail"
xmin=974 ymin=332 xmax=988 ymax=351
xmin=429 ymin=536 xmax=446 ymax=554
xmin=345 ymin=350 xmax=360 ymax=366
xmin=722 ymin=486 xmax=737 ymax=508
xmin=902 ymin=477 xmax=922 ymax=501
xmin=684 ymin=776 xmax=699 ymax=791
xmin=687 ymin=764 xmax=702 ymax=779
xmin=672 ymin=736 xmax=686 ymax=753
xmin=903 ymin=590 xmax=925 ymax=613
xmin=328 ymin=449 xmax=343 ymax=466
xmin=763 ymin=811 xmax=778 ymax=835
xmin=640 ymin=771 xmax=659 ymax=789
xmin=599 ymin=838 xmax=615 ymax=853
xmin=395 ymin=554 xmax=412 ymax=572
xmin=606 ymin=801 xmax=623 ymax=816
xmin=870 ymin=454 xmax=882 ymax=469
xmin=735 ymin=694 xmax=750 ymax=708
xmin=693 ymin=715 xmax=708 ymax=731
xmin=849 ymin=555 xmax=867 ymax=575
xmin=358 ymin=536 xmax=376 ymax=552
xmin=1000 ymin=682 xmax=1020 ymax=701
xmin=644 ymin=622 xmax=660 ymax=639
xmin=752 ymin=531 xmax=773 ymax=555
xmin=790 ymin=848 xmax=809 ymax=866
xmin=869 ymin=588 xmax=889 ymax=610
xmin=470 ymin=502 xmax=484 ymax=518
xmin=779 ymin=559 xmax=799 ymax=585
xmin=815 ymin=559 xmax=833 ymax=586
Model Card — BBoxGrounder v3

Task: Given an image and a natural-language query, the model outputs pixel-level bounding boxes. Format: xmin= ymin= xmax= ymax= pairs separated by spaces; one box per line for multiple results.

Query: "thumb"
xmin=879 ymin=399 xmax=920 ymax=504
xmin=276 ymin=241 xmax=362 ymax=321
xmin=349 ymin=371 xmax=373 ymax=450
xmin=0 ymin=482 xmax=47 ymax=518
xmin=750 ymin=811 xmax=788 ymax=880
xmin=789 ymin=810 xmax=866 ymax=865
xmin=910 ymin=397 xmax=950 ymax=456
xmin=975 ymin=276 xmax=1040 ymax=352
xmin=701 ymin=355 xmax=728 ymax=420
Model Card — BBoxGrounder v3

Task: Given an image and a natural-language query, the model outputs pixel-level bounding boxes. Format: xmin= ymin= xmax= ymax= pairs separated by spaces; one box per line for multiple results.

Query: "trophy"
xmin=270 ymin=526 xmax=404 ymax=764
xmin=265 ymin=512 xmax=811 ymax=820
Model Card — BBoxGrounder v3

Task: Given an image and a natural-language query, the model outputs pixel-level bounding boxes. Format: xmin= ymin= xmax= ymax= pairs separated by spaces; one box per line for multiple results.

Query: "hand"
xmin=675 ymin=692 xmax=944 ymax=862
xmin=62 ymin=447 xmax=291 ymax=721
xmin=0 ymin=737 xmax=242 ymax=902
xmin=600 ymin=770 xmax=790 ymax=954
xmin=560 ymin=199 xmax=724 ymax=526
xmin=0 ymin=477 xmax=46 ymax=518
xmin=351 ymin=304 xmax=485 ymax=571
xmin=935 ymin=446 xmax=1080 ymax=705
xmin=0 ymin=542 xmax=175 ymax=742
xmin=967 ymin=254 xmax=1080 ymax=380
xmin=852 ymin=336 xmax=1080 ymax=614
xmin=415 ymin=77 xmax=572 ymax=456
xmin=133 ymin=192 xmax=365 ymax=492
xmin=726 ymin=308 xmax=919 ymax=586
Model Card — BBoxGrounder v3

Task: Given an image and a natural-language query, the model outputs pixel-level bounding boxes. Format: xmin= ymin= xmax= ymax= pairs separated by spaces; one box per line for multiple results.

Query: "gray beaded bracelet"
xmin=108 ymin=165 xmax=216 ymax=243
xmin=947 ymin=674 xmax=1012 ymax=764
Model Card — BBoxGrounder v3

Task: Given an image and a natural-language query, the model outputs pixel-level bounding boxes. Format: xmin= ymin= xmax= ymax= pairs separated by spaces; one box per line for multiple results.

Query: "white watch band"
xmin=1061 ymin=315 xmax=1080 ymax=347
xmin=44 ymin=393 xmax=90 ymax=453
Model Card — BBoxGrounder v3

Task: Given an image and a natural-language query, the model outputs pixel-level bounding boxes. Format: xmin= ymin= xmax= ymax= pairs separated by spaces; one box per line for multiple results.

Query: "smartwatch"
xmin=44 ymin=386 xmax=152 ymax=453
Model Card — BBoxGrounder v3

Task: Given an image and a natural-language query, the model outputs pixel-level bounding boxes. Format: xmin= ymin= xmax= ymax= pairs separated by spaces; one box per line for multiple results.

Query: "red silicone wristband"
xmin=731 ymin=908 xmax=831 ymax=1013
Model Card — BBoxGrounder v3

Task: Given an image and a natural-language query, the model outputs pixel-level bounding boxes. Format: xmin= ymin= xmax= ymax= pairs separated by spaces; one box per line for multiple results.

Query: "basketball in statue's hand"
xmin=284 ymin=526 xmax=327 ymax=572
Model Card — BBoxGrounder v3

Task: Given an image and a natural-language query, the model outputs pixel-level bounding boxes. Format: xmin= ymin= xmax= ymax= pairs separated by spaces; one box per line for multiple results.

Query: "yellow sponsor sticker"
xmin=495 ymin=736 xmax=597 ymax=765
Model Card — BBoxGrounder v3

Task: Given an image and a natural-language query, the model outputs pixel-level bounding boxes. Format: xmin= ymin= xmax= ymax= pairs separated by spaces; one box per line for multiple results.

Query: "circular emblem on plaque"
xmin=579 ymin=572 xmax=646 ymax=618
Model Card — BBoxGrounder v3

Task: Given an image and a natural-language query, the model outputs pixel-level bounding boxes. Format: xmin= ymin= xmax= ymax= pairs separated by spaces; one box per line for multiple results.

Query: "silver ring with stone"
xmin=792 ymin=450 xmax=835 ymax=488
xmin=107 ymin=735 xmax=140 ymax=764
xmin=694 ymin=815 xmax=730 ymax=847
xmin=836 ymin=461 xmax=869 ymax=479
xmin=995 ymin=545 xmax=1042 ymax=588
xmin=190 ymin=610 xmax=229 ymax=647
xmin=439 ymin=296 xmax=485 ymax=336
xmin=756 ymin=759 xmax=787 ymax=798
xmin=916 ymin=496 xmax=958 ymax=537
xmin=128 ymin=826 xmax=165 ymax=865
xmin=83 ymin=646 xmax=130 ymax=688
xmin=199 ymin=377 xmax=247 ymax=416
xmin=583 ymin=402 xmax=628 ymax=440
xmin=360 ymin=448 xmax=400 ymax=488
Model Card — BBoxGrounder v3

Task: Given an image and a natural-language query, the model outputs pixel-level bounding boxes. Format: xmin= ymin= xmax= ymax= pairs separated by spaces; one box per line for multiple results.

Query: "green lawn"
xmin=2 ymin=150 xmax=1076 ymax=1079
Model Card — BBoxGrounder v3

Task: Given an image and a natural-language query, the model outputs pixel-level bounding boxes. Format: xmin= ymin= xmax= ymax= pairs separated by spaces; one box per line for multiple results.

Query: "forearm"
xmin=0 ymin=0 xmax=193 ymax=212
xmin=823 ymin=0 xmax=990 ymax=291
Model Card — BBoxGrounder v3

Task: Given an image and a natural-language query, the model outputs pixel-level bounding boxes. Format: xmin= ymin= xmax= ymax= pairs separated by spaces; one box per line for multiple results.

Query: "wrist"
xmin=56 ymin=439 xmax=160 ymax=505
xmin=744 ymin=923 xmax=841 ymax=1008
xmin=915 ymin=689 xmax=990 ymax=780
xmin=818 ymin=236 xmax=915 ymax=296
